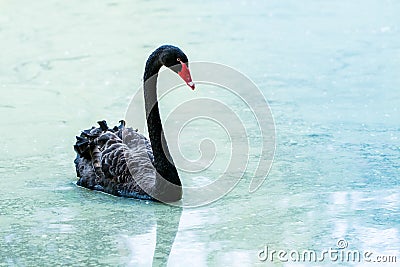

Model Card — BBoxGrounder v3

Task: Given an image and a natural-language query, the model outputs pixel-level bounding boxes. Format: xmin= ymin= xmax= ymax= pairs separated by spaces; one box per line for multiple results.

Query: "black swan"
xmin=73 ymin=45 xmax=195 ymax=202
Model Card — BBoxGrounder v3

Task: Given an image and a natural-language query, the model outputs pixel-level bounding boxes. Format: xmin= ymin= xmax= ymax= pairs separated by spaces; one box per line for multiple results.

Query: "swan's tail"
xmin=73 ymin=120 xmax=123 ymax=189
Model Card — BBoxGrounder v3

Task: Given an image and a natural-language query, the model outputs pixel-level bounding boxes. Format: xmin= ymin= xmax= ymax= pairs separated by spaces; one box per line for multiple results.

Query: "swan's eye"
xmin=177 ymin=58 xmax=181 ymax=62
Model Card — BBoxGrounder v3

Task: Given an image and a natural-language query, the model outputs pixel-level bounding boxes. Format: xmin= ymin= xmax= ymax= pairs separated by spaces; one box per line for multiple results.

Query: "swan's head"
xmin=160 ymin=45 xmax=195 ymax=90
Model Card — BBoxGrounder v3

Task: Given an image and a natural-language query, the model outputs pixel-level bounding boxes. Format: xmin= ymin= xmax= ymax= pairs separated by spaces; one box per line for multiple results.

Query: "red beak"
xmin=178 ymin=61 xmax=195 ymax=90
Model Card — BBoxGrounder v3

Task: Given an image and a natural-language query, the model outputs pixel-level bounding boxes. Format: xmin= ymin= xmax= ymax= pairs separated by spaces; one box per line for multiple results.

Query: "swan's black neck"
xmin=143 ymin=47 xmax=182 ymax=191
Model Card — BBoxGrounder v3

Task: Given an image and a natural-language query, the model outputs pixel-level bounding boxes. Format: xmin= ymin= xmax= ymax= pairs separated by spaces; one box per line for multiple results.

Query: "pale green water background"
xmin=1 ymin=0 xmax=399 ymax=266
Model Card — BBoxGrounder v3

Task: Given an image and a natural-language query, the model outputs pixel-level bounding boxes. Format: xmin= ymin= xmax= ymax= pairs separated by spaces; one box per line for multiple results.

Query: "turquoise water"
xmin=1 ymin=0 xmax=399 ymax=266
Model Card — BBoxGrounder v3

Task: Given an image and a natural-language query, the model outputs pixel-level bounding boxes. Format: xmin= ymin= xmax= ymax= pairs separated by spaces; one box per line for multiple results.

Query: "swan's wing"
xmin=119 ymin=127 xmax=154 ymax=164
xmin=74 ymin=121 xmax=156 ymax=199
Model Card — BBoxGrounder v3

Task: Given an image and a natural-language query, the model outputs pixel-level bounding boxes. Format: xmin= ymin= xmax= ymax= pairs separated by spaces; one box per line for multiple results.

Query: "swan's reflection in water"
xmin=121 ymin=206 xmax=182 ymax=266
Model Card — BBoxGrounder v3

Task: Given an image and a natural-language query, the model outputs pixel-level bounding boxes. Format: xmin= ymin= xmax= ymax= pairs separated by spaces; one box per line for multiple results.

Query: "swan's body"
xmin=73 ymin=45 xmax=194 ymax=202
xmin=74 ymin=122 xmax=156 ymax=200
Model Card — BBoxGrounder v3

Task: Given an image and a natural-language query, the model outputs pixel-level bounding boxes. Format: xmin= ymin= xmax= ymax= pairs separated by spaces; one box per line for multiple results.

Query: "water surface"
xmin=1 ymin=0 xmax=399 ymax=266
